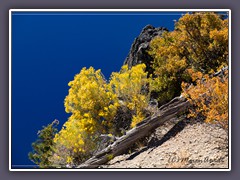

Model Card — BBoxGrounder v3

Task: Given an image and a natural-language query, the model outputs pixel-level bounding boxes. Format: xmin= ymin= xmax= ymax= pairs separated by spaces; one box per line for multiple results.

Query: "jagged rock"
xmin=124 ymin=24 xmax=168 ymax=75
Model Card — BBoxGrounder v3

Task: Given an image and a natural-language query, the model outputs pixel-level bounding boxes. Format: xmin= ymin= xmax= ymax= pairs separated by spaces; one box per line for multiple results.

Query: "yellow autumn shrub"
xmin=53 ymin=64 xmax=152 ymax=165
xmin=182 ymin=69 xmax=228 ymax=129
xmin=53 ymin=67 xmax=119 ymax=165
xmin=149 ymin=12 xmax=228 ymax=105
xmin=109 ymin=64 xmax=151 ymax=128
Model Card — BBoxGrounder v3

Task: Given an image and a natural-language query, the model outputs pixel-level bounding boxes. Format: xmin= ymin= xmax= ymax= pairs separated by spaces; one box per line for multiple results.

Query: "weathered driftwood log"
xmin=77 ymin=96 xmax=190 ymax=168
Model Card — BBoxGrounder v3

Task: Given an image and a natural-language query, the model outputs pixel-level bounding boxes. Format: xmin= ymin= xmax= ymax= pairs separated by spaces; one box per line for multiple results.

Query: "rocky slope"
xmin=101 ymin=120 xmax=228 ymax=168
xmin=99 ymin=25 xmax=229 ymax=169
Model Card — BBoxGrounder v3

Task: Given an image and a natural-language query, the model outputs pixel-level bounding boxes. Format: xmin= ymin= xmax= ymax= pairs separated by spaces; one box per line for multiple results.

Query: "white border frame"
xmin=9 ymin=9 xmax=231 ymax=172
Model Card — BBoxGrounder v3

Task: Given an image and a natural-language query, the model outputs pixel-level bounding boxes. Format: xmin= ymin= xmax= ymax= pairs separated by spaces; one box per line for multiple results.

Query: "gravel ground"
xmin=101 ymin=121 xmax=229 ymax=169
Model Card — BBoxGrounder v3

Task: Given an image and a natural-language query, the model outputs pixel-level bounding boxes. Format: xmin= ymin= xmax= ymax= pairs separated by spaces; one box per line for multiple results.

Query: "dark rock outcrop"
xmin=124 ymin=24 xmax=168 ymax=75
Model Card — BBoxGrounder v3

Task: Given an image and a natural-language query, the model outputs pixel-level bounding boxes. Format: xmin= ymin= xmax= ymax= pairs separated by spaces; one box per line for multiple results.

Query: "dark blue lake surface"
xmin=11 ymin=11 xmax=185 ymax=167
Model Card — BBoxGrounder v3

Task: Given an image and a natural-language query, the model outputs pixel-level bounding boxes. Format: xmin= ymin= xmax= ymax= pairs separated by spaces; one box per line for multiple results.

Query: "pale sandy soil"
xmin=100 ymin=121 xmax=229 ymax=169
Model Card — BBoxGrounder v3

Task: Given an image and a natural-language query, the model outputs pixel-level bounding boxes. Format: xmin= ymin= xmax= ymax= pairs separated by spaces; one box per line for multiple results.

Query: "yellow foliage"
xmin=66 ymin=156 xmax=73 ymax=164
xmin=53 ymin=64 xmax=152 ymax=164
xmin=51 ymin=13 xmax=229 ymax=166
xmin=182 ymin=69 xmax=228 ymax=129
xmin=109 ymin=64 xmax=151 ymax=128
xmin=54 ymin=66 xmax=118 ymax=161
xmin=149 ymin=12 xmax=228 ymax=105
xmin=174 ymin=12 xmax=228 ymax=72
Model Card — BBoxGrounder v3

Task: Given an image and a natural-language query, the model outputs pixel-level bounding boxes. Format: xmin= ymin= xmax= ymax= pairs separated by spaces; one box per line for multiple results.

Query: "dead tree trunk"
xmin=77 ymin=96 xmax=190 ymax=168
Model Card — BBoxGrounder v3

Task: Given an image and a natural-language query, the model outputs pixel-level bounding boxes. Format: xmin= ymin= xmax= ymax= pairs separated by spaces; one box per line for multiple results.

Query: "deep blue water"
xmin=11 ymin=11 xmax=185 ymax=167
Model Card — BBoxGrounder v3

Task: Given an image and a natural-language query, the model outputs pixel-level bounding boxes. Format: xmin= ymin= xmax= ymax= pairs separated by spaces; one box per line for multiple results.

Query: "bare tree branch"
xmin=77 ymin=96 xmax=190 ymax=168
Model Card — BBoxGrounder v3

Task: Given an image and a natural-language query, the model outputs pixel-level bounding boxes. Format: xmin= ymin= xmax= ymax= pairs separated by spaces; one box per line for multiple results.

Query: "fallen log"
xmin=77 ymin=96 xmax=190 ymax=168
